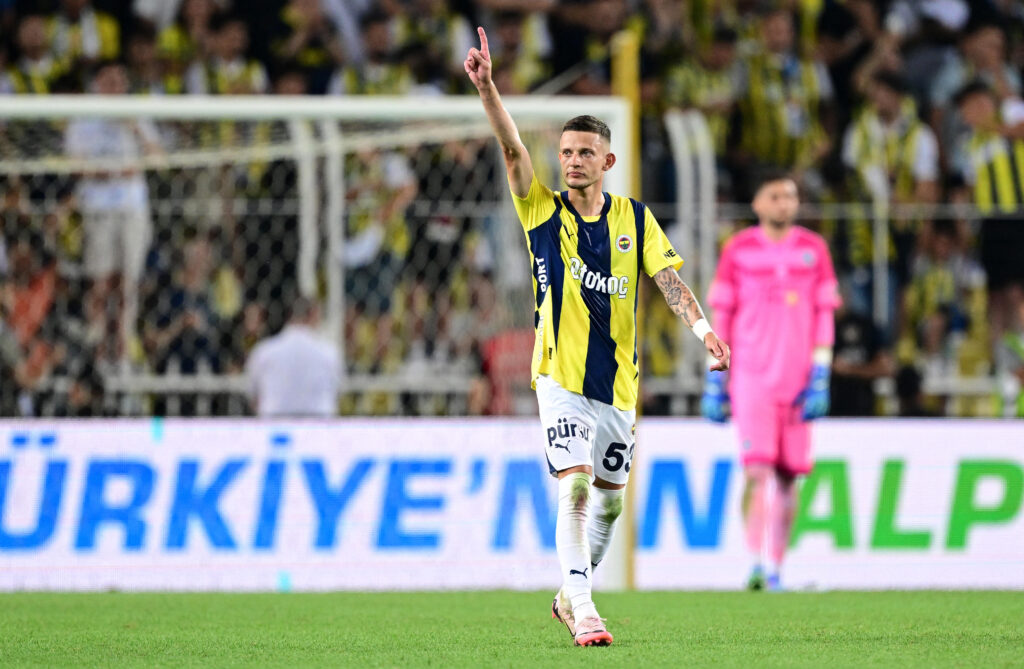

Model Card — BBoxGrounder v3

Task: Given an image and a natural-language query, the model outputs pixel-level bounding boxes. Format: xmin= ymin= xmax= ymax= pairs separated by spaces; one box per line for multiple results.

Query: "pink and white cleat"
xmin=573 ymin=616 xmax=613 ymax=647
xmin=551 ymin=589 xmax=575 ymax=637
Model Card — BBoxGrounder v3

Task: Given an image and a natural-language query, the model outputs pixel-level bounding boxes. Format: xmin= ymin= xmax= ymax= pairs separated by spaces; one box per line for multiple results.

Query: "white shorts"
xmin=536 ymin=374 xmax=636 ymax=485
xmin=82 ymin=207 xmax=152 ymax=281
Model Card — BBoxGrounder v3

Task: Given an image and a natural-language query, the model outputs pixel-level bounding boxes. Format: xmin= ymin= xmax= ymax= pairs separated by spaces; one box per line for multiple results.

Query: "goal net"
xmin=0 ymin=95 xmax=631 ymax=417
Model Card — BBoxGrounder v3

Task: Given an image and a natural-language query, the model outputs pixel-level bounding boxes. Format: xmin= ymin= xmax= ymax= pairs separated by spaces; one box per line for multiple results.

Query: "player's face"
xmin=762 ymin=13 xmax=793 ymax=53
xmin=182 ymin=0 xmax=214 ymax=23
xmin=752 ymin=179 xmax=799 ymax=227
xmin=220 ymin=22 xmax=247 ymax=57
xmin=558 ymin=131 xmax=614 ymax=190
xmin=17 ymin=16 xmax=46 ymax=55
xmin=959 ymin=93 xmax=996 ymax=127
xmin=93 ymin=65 xmax=128 ymax=95
xmin=869 ymin=83 xmax=901 ymax=118
xmin=364 ymin=22 xmax=390 ymax=58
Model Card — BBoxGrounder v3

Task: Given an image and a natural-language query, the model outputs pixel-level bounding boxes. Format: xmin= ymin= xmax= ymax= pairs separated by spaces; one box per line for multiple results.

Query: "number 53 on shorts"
xmin=601 ymin=442 xmax=634 ymax=474
xmin=536 ymin=375 xmax=637 ymax=485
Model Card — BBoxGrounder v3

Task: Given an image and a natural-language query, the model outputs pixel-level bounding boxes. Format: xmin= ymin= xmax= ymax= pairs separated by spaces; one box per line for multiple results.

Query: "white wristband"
xmin=691 ymin=318 xmax=713 ymax=343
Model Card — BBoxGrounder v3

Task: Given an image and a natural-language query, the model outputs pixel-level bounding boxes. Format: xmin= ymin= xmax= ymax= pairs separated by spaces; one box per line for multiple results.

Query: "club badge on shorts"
xmin=616 ymin=235 xmax=632 ymax=253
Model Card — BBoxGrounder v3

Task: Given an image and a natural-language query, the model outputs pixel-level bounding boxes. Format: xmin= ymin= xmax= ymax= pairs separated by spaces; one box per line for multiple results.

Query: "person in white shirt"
xmin=245 ymin=297 xmax=342 ymax=417
xmin=65 ymin=60 xmax=160 ymax=364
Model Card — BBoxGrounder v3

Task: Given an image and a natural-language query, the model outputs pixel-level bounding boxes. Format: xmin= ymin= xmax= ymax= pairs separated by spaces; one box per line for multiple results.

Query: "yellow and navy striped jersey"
xmin=513 ymin=175 xmax=683 ymax=410
xmin=739 ymin=52 xmax=830 ymax=169
xmin=332 ymin=63 xmax=412 ymax=96
xmin=47 ymin=9 xmax=120 ymax=66
xmin=663 ymin=59 xmax=738 ymax=155
xmin=965 ymin=129 xmax=1024 ymax=215
xmin=845 ymin=99 xmax=935 ymax=203
xmin=1 ymin=57 xmax=67 ymax=94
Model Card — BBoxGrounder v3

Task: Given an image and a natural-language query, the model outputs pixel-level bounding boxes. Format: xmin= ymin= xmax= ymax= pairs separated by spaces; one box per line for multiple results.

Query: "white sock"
xmin=556 ymin=472 xmax=597 ymax=621
xmin=587 ymin=486 xmax=624 ymax=570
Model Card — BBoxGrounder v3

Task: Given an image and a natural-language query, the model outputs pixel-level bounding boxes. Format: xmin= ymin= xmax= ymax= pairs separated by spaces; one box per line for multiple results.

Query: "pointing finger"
xmin=478 ymin=26 xmax=490 ymax=59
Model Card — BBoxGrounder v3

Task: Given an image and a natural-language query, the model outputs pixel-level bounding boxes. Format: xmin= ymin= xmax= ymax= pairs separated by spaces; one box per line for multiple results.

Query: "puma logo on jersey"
xmin=569 ymin=257 xmax=629 ymax=299
xmin=551 ymin=442 xmax=570 ymax=452
xmin=547 ymin=417 xmax=591 ymax=447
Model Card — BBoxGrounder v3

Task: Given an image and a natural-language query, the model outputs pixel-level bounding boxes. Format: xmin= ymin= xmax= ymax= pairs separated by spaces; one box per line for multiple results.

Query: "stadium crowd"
xmin=2 ymin=0 xmax=1024 ymax=417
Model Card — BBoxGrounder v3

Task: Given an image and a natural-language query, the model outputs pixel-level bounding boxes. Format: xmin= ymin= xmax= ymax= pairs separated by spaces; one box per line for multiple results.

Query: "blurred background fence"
xmin=1 ymin=97 xmax=1013 ymax=419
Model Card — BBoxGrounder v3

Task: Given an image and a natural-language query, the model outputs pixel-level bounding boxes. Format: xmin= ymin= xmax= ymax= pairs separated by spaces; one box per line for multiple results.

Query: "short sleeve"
xmin=641 ymin=207 xmax=683 ymax=276
xmin=912 ymin=126 xmax=939 ymax=182
xmin=1001 ymin=97 xmax=1024 ymax=126
xmin=511 ymin=174 xmax=557 ymax=231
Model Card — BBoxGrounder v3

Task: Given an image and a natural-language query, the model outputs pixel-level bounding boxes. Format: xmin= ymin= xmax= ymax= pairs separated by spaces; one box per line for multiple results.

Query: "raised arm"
xmin=465 ymin=26 xmax=534 ymax=198
xmin=653 ymin=267 xmax=730 ymax=371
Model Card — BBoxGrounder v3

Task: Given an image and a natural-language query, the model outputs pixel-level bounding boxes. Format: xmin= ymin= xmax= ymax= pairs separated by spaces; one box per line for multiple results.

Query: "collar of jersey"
xmin=756 ymin=224 xmax=796 ymax=245
xmin=560 ymin=190 xmax=612 ymax=225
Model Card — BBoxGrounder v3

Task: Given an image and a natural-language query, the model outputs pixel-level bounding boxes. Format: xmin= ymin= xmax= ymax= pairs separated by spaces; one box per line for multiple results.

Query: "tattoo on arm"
xmin=653 ymin=268 xmax=705 ymax=328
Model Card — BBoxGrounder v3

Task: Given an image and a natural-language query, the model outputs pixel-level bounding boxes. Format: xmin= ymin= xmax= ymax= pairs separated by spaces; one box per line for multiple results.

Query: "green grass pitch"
xmin=1 ymin=591 xmax=1022 ymax=667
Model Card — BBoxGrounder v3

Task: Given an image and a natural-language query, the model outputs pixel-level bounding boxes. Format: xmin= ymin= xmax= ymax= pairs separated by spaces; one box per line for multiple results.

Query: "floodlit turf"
xmin=0 ymin=591 xmax=1022 ymax=668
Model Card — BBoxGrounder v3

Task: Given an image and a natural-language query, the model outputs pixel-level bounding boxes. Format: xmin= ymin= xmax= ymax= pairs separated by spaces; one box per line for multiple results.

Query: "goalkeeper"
xmin=465 ymin=27 xmax=729 ymax=646
xmin=702 ymin=172 xmax=841 ymax=591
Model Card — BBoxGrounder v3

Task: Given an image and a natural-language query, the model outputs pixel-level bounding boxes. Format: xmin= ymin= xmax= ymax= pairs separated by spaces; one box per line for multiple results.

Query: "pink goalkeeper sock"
xmin=743 ymin=474 xmax=768 ymax=564
xmin=769 ymin=479 xmax=797 ymax=569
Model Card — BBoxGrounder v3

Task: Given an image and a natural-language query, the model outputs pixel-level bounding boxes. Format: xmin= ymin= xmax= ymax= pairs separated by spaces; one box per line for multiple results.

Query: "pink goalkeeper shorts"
xmin=730 ymin=388 xmax=812 ymax=476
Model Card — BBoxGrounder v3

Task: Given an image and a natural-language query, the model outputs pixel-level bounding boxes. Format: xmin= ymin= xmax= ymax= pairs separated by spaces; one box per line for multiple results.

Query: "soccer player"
xmin=465 ymin=28 xmax=730 ymax=646
xmin=702 ymin=173 xmax=841 ymax=591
